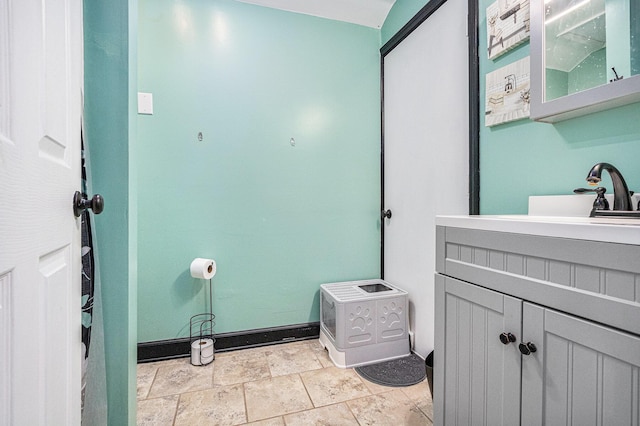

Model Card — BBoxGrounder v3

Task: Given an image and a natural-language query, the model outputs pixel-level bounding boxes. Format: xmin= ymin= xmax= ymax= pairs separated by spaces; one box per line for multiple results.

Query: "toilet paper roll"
xmin=190 ymin=338 xmax=214 ymax=366
xmin=190 ymin=258 xmax=216 ymax=279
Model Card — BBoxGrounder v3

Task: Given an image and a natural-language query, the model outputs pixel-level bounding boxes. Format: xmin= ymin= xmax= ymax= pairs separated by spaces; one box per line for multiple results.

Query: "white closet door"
xmin=382 ymin=0 xmax=469 ymax=358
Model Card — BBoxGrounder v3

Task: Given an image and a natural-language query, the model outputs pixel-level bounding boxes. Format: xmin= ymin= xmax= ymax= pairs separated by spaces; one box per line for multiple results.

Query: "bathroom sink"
xmin=436 ymin=214 xmax=640 ymax=245
xmin=436 ymin=194 xmax=640 ymax=246
xmin=528 ymin=194 xmax=640 ymax=217
xmin=487 ymin=214 xmax=640 ymax=225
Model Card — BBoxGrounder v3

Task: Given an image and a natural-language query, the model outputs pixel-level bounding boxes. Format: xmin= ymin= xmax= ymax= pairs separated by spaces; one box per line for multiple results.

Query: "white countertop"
xmin=436 ymin=215 xmax=640 ymax=246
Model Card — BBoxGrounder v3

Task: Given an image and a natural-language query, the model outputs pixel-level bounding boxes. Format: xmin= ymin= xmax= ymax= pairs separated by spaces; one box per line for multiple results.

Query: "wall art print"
xmin=487 ymin=0 xmax=530 ymax=59
xmin=485 ymin=56 xmax=530 ymax=127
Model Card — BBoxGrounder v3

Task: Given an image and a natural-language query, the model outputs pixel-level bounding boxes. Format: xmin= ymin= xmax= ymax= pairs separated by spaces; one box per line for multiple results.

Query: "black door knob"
xmin=518 ymin=342 xmax=537 ymax=355
xmin=381 ymin=209 xmax=392 ymax=219
xmin=499 ymin=332 xmax=516 ymax=345
xmin=73 ymin=191 xmax=104 ymax=217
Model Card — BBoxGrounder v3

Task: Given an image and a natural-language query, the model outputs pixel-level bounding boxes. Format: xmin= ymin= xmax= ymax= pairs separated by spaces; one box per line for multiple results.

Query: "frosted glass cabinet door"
xmin=521 ymin=303 xmax=640 ymax=425
xmin=435 ymin=276 xmax=522 ymax=425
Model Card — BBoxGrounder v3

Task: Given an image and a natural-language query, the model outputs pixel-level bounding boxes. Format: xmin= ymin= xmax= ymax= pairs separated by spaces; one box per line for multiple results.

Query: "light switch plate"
xmin=138 ymin=92 xmax=153 ymax=115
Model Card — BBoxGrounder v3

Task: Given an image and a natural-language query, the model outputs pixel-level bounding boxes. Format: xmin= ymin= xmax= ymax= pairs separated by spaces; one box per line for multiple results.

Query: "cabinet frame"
xmin=435 ymin=226 xmax=640 ymax=335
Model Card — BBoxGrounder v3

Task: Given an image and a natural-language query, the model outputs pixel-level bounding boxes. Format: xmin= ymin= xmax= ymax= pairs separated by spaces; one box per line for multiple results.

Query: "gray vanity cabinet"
xmin=434 ymin=224 xmax=640 ymax=426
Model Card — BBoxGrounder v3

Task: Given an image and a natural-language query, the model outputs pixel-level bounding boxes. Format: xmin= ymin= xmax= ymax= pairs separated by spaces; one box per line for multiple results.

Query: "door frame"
xmin=379 ymin=0 xmax=480 ymax=276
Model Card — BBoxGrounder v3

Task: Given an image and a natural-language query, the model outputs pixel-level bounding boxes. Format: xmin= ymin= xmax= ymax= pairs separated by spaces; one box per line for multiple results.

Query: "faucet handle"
xmin=574 ymin=187 xmax=605 ymax=194
xmin=574 ymin=187 xmax=609 ymax=211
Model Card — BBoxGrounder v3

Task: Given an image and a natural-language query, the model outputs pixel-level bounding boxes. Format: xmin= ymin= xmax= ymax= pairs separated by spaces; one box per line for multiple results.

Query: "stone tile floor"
xmin=137 ymin=339 xmax=433 ymax=425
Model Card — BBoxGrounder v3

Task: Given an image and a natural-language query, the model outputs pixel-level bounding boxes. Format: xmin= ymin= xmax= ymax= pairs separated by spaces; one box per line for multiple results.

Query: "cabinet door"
xmin=522 ymin=303 xmax=640 ymax=425
xmin=435 ymin=275 xmax=522 ymax=425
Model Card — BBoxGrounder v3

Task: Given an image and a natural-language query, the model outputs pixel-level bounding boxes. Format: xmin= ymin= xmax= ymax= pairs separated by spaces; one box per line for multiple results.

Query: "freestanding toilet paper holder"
xmin=189 ymin=276 xmax=216 ymax=366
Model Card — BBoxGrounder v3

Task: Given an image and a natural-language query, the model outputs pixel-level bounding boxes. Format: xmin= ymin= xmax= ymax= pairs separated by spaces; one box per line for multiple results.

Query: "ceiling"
xmin=234 ymin=0 xmax=397 ymax=28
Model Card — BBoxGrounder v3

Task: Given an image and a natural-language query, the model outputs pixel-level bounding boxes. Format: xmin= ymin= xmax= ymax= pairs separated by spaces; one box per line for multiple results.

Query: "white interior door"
xmin=0 ymin=1 xmax=83 ymax=424
xmin=382 ymin=0 xmax=469 ymax=358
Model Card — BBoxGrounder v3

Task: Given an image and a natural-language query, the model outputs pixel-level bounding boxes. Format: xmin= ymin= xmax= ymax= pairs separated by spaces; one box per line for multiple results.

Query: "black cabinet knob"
xmin=499 ymin=332 xmax=516 ymax=345
xmin=518 ymin=342 xmax=537 ymax=355
xmin=381 ymin=209 xmax=392 ymax=220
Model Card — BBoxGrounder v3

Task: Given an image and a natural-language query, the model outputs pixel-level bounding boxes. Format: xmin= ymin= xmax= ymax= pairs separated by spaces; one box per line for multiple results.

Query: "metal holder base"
xmin=190 ymin=313 xmax=215 ymax=366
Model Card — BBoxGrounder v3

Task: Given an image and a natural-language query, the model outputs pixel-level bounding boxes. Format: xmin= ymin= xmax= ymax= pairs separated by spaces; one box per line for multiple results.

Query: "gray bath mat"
xmin=355 ymin=354 xmax=426 ymax=387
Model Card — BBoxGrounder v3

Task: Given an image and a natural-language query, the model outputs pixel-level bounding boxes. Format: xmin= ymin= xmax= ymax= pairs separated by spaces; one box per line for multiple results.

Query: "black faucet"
xmin=586 ymin=163 xmax=632 ymax=211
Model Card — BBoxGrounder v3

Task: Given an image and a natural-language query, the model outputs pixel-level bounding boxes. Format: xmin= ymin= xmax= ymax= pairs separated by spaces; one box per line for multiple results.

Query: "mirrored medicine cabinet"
xmin=530 ymin=0 xmax=640 ymax=122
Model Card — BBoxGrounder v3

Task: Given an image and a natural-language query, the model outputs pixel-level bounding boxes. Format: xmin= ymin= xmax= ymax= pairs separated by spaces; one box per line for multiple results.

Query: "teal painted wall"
xmin=84 ymin=0 xmax=137 ymax=424
xmin=128 ymin=0 xmax=139 ymax=423
xmin=632 ymin=0 xmax=639 ymax=74
xmin=137 ymin=0 xmax=381 ymax=342
xmin=383 ymin=0 xmax=640 ymax=215
xmin=381 ymin=0 xmax=430 ymax=45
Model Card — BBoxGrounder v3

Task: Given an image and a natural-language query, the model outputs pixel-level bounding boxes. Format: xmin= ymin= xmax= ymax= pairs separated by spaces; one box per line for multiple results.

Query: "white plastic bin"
xmin=319 ymin=279 xmax=410 ymax=368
